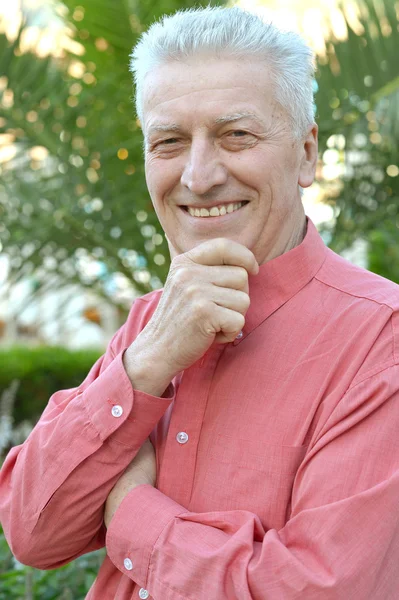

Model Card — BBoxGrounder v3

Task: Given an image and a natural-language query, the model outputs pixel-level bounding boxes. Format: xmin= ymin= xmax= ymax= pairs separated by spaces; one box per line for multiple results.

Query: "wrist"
xmin=123 ymin=336 xmax=175 ymax=397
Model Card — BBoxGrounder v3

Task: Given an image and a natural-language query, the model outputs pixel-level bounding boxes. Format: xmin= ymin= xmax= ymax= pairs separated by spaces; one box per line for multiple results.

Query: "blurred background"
xmin=0 ymin=0 xmax=398 ymax=597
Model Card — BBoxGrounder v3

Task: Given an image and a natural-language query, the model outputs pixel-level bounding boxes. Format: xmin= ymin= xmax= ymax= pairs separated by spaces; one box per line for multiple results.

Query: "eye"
xmin=230 ymin=130 xmax=250 ymax=137
xmin=149 ymin=137 xmax=182 ymax=154
xmin=225 ymin=130 xmax=256 ymax=141
xmin=223 ymin=130 xmax=257 ymax=150
xmin=158 ymin=138 xmax=179 ymax=146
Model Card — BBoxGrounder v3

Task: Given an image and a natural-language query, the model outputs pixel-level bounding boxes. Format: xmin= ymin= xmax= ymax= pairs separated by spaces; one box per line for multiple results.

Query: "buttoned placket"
xmin=156 ymin=346 xmax=225 ymax=507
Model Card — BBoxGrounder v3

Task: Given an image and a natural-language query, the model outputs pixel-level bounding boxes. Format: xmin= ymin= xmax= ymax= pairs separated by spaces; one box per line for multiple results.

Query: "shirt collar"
xmin=242 ymin=217 xmax=328 ymax=337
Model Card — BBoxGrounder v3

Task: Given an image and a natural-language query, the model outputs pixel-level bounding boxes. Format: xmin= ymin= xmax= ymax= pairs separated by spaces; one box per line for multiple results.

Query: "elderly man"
xmin=2 ymin=6 xmax=399 ymax=599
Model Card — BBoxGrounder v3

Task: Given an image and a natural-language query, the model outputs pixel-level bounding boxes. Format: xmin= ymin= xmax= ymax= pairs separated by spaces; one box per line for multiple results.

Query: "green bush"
xmin=0 ymin=524 xmax=105 ymax=600
xmin=0 ymin=346 xmax=102 ymax=425
xmin=0 ymin=348 xmax=106 ymax=597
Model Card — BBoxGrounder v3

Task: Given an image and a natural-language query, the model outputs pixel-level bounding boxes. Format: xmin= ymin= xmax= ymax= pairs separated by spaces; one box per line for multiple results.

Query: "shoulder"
xmin=316 ymin=247 xmax=399 ymax=312
xmin=315 ymin=249 xmax=399 ymax=377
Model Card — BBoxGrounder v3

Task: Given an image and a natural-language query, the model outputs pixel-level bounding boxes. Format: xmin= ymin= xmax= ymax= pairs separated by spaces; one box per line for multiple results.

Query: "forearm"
xmin=0 ymin=352 xmax=174 ymax=569
xmin=1 ymin=435 xmax=132 ymax=569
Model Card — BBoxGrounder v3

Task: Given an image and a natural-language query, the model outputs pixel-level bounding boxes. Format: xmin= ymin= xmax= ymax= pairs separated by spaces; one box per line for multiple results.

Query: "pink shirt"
xmin=2 ymin=218 xmax=399 ymax=599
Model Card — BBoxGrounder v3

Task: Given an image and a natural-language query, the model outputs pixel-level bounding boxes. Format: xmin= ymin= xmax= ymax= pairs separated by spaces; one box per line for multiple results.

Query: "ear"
xmin=298 ymin=123 xmax=318 ymax=189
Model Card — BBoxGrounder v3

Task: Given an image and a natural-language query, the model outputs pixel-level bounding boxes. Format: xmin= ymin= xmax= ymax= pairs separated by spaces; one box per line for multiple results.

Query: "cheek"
xmin=144 ymin=159 xmax=154 ymax=193
xmin=230 ymin=151 xmax=273 ymax=187
xmin=145 ymin=160 xmax=179 ymax=205
xmin=145 ymin=164 xmax=165 ymax=204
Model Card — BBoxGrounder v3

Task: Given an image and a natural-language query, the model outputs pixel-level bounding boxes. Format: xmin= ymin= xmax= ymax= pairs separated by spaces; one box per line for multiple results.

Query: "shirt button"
xmin=123 ymin=557 xmax=133 ymax=570
xmin=111 ymin=405 xmax=123 ymax=418
xmin=139 ymin=589 xmax=149 ymax=599
xmin=176 ymin=431 xmax=189 ymax=444
xmin=236 ymin=330 xmax=243 ymax=340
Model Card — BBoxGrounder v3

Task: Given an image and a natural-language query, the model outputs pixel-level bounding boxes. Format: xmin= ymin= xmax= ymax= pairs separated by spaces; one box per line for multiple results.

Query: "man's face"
xmin=142 ymin=57 xmax=317 ymax=264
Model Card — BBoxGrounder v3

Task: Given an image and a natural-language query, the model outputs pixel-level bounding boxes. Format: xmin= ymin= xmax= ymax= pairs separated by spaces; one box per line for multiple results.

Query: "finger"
xmin=184 ymin=238 xmax=259 ymax=275
xmin=211 ymin=287 xmax=250 ymax=315
xmin=212 ymin=305 xmax=245 ymax=343
xmin=169 ymin=264 xmax=249 ymax=294
xmin=209 ymin=265 xmax=249 ymax=293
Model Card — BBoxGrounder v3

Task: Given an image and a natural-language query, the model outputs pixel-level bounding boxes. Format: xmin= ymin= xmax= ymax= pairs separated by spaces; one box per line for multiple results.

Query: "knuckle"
xmin=173 ymin=265 xmax=191 ymax=286
xmin=218 ymin=238 xmax=230 ymax=252
xmin=185 ymin=283 xmax=199 ymax=299
xmin=236 ymin=313 xmax=245 ymax=329
xmin=212 ymin=237 xmax=230 ymax=256
xmin=241 ymin=294 xmax=251 ymax=311
xmin=218 ymin=238 xmax=231 ymax=256
xmin=183 ymin=249 xmax=197 ymax=264
xmin=237 ymin=267 xmax=248 ymax=287
xmin=192 ymin=298 xmax=208 ymax=318
xmin=170 ymin=254 xmax=185 ymax=269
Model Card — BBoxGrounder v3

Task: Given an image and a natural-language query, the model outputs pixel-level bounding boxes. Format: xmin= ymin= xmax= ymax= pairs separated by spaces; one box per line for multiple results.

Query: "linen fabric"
xmin=2 ymin=218 xmax=399 ymax=599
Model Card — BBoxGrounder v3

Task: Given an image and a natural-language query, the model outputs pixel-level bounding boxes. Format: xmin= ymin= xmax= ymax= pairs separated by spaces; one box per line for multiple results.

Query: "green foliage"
xmin=0 ymin=0 xmax=222 ymax=314
xmin=1 ymin=0 xmax=398 ymax=302
xmin=0 ymin=524 xmax=105 ymax=600
xmin=315 ymin=0 xmax=399 ymax=279
xmin=0 ymin=345 xmax=101 ymax=425
xmin=0 ymin=346 xmax=104 ymax=598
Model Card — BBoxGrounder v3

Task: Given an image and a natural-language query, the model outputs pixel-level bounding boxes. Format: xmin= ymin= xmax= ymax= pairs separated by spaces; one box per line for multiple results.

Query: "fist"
xmin=129 ymin=238 xmax=258 ymax=381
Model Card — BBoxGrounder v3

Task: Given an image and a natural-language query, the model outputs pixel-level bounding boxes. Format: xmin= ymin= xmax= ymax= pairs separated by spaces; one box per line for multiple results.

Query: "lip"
xmin=180 ymin=200 xmax=249 ymax=211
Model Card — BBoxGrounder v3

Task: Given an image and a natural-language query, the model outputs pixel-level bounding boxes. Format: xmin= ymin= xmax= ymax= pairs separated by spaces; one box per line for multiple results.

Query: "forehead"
xmin=142 ymin=57 xmax=283 ymax=132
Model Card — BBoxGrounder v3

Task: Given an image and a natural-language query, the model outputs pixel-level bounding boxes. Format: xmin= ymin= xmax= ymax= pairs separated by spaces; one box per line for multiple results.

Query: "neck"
xmin=282 ymin=214 xmax=307 ymax=254
xmin=259 ymin=211 xmax=307 ymax=265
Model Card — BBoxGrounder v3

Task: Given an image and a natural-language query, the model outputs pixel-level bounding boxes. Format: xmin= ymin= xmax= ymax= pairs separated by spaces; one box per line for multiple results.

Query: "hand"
xmin=124 ymin=238 xmax=259 ymax=393
xmin=104 ymin=438 xmax=156 ymax=529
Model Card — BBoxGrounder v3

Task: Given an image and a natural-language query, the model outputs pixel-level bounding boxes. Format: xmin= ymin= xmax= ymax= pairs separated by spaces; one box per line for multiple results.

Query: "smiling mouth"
xmin=183 ymin=201 xmax=248 ymax=218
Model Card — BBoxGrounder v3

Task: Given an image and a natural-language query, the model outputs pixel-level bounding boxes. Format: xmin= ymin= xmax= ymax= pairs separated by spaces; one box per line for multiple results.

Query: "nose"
xmin=180 ymin=139 xmax=228 ymax=195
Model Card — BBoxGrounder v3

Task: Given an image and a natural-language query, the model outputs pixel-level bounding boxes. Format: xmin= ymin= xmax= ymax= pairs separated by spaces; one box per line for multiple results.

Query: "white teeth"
xmin=188 ymin=202 xmax=244 ymax=218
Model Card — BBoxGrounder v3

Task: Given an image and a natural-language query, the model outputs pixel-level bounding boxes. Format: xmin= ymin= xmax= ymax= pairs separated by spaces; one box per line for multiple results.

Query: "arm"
xmin=105 ymin=363 xmax=399 ymax=599
xmin=1 ymin=239 xmax=258 ymax=571
xmin=0 ymin=316 xmax=174 ymax=570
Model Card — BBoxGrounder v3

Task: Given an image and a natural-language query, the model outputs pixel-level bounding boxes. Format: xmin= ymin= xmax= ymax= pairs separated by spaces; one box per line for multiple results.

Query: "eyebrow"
xmin=147 ymin=124 xmax=182 ymax=136
xmin=146 ymin=112 xmax=265 ymax=136
xmin=214 ymin=112 xmax=265 ymax=127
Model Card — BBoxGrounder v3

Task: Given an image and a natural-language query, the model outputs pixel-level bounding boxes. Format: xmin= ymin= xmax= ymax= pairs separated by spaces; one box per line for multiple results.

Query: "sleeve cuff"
xmin=106 ymin=484 xmax=186 ymax=586
xmin=82 ymin=350 xmax=175 ymax=447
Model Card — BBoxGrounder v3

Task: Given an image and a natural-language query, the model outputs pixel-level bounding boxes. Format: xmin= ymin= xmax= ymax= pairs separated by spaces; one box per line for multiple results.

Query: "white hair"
xmin=129 ymin=6 xmax=317 ymax=142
